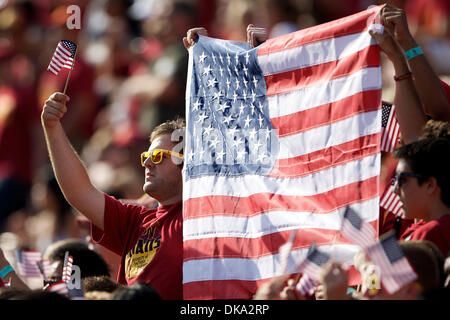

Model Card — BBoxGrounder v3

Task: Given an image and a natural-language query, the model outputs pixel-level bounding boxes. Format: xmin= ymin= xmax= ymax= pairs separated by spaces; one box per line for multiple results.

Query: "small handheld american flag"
xmin=297 ymin=242 xmax=331 ymax=282
xmin=62 ymin=251 xmax=73 ymax=283
xmin=365 ymin=232 xmax=417 ymax=294
xmin=380 ymin=183 xmax=405 ymax=218
xmin=341 ymin=206 xmax=377 ymax=248
xmin=381 ymin=102 xmax=400 ymax=153
xmin=295 ymin=273 xmax=319 ymax=297
xmin=15 ymin=250 xmax=43 ymax=278
xmin=47 ymin=40 xmax=77 ymax=75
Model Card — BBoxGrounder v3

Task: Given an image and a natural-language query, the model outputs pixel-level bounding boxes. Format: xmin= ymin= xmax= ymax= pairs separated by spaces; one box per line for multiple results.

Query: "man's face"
xmin=142 ymin=134 xmax=183 ymax=205
xmin=393 ymin=159 xmax=427 ymax=220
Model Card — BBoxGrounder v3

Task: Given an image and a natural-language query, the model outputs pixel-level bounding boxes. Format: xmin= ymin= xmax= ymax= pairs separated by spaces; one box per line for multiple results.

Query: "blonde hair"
xmin=150 ymin=118 xmax=186 ymax=145
xmin=84 ymin=291 xmax=112 ymax=300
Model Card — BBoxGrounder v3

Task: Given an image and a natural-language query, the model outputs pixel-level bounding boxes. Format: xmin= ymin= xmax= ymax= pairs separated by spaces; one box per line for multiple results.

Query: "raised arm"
xmin=41 ymin=92 xmax=105 ymax=230
xmin=370 ymin=28 xmax=427 ymax=143
xmin=381 ymin=4 xmax=450 ymax=121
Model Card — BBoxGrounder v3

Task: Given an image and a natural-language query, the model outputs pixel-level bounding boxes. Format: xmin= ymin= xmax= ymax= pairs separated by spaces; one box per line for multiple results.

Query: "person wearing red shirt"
xmin=393 ymin=136 xmax=450 ymax=257
xmin=41 ymin=92 xmax=185 ymax=299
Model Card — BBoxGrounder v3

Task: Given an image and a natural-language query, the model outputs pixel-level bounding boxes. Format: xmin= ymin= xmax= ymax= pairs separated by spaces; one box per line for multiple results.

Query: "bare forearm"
xmin=391 ymin=57 xmax=427 ymax=143
xmin=0 ymin=253 xmax=29 ymax=290
xmin=399 ymin=37 xmax=450 ymax=121
xmin=43 ymin=122 xmax=104 ymax=229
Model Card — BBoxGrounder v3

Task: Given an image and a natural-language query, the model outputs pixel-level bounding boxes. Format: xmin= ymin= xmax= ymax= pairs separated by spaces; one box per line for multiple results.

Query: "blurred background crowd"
xmin=0 ymin=0 xmax=449 ymax=287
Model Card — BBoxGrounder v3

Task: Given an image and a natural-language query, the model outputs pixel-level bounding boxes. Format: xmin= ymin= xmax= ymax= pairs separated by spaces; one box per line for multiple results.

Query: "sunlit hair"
xmin=419 ymin=119 xmax=450 ymax=140
xmin=150 ymin=118 xmax=185 ymax=152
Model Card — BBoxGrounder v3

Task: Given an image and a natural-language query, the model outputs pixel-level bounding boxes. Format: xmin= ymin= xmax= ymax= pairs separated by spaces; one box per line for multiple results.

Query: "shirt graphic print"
xmin=125 ymin=225 xmax=161 ymax=279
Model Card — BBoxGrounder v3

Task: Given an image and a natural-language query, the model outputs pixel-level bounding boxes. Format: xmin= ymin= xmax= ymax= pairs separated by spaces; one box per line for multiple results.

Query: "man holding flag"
xmin=41 ymin=87 xmax=185 ymax=299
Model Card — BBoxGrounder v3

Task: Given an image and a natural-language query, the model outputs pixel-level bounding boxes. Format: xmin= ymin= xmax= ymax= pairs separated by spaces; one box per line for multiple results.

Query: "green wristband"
xmin=0 ymin=265 xmax=14 ymax=279
xmin=405 ymin=46 xmax=423 ymax=61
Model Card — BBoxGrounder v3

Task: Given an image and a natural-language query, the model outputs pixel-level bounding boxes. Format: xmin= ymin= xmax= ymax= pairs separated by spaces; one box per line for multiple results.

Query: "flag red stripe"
xmin=265 ymin=45 xmax=379 ymax=97
xmin=271 ymin=90 xmax=381 ymax=137
xmin=269 ymin=134 xmax=380 ymax=178
xmin=257 ymin=7 xmax=380 ymax=56
xmin=184 ymin=223 xmax=376 ymax=261
xmin=184 ymin=176 xmax=378 ymax=219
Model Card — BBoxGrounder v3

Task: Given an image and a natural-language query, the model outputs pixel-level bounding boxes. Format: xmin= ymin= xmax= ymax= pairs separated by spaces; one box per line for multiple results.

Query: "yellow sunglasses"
xmin=140 ymin=149 xmax=184 ymax=166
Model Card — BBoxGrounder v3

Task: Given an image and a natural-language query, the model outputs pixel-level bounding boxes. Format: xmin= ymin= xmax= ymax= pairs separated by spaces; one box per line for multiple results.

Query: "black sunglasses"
xmin=390 ymin=172 xmax=423 ymax=187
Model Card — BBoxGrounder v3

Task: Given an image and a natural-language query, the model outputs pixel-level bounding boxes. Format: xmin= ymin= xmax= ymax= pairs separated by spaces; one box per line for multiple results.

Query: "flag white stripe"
xmin=184 ymin=198 xmax=378 ymax=239
xmin=277 ymin=110 xmax=380 ymax=159
xmin=258 ymin=31 xmax=376 ymax=76
xmin=184 ymin=154 xmax=380 ymax=199
xmin=266 ymin=67 xmax=381 ymax=119
xmin=182 ymin=244 xmax=360 ymax=283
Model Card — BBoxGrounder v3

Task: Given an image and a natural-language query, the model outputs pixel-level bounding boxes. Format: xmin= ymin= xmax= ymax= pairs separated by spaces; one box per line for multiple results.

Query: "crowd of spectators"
xmin=0 ymin=0 xmax=449 ymax=301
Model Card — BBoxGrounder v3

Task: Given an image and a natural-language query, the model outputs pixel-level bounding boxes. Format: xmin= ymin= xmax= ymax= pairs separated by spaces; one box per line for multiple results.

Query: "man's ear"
xmin=425 ymin=176 xmax=439 ymax=195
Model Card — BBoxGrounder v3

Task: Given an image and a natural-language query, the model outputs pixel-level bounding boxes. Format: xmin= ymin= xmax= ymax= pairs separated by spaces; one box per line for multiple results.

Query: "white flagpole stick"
xmin=62 ymin=45 xmax=78 ymax=95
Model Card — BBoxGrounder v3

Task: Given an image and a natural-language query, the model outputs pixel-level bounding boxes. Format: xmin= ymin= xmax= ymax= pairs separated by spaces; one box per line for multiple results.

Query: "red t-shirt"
xmin=400 ymin=214 xmax=450 ymax=257
xmin=91 ymin=194 xmax=183 ymax=300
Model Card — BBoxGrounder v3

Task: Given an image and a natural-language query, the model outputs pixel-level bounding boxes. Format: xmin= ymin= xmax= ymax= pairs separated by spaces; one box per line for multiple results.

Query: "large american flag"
xmin=47 ymin=40 xmax=77 ymax=75
xmin=183 ymin=6 xmax=383 ymax=299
